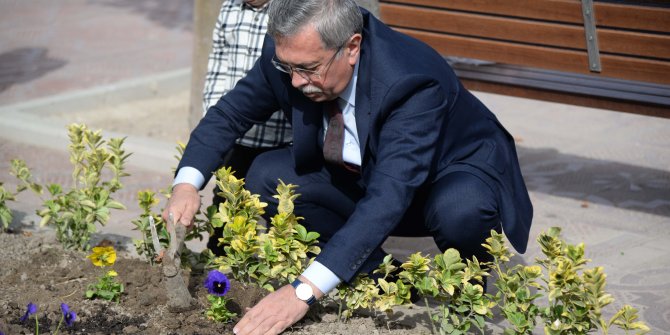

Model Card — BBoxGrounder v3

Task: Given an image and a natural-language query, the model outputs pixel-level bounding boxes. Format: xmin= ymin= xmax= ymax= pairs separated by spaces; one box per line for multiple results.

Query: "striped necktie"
xmin=323 ymin=99 xmax=345 ymax=166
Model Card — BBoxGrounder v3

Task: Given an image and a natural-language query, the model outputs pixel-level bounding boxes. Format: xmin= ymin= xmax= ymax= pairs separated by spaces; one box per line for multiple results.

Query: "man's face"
xmin=244 ymin=0 xmax=270 ymax=8
xmin=274 ymin=25 xmax=360 ymax=102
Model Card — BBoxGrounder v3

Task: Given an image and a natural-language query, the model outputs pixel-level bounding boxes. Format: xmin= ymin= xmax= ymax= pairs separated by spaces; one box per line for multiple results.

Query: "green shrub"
xmin=13 ymin=124 xmax=129 ymax=251
xmin=1 ymin=159 xmax=44 ymax=232
xmin=208 ymin=168 xmax=321 ymax=292
xmin=0 ymin=182 xmax=19 ymax=232
xmin=202 ymin=175 xmax=650 ymax=334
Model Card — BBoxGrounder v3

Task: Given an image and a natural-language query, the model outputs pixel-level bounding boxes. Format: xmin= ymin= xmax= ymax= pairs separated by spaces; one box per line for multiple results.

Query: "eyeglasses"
xmin=272 ymin=45 xmax=343 ymax=81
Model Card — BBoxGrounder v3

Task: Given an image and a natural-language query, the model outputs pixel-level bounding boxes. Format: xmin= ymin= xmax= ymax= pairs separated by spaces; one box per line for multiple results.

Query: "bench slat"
xmin=596 ymin=1 xmax=670 ymax=33
xmin=398 ymin=28 xmax=670 ymax=85
xmin=381 ymin=3 xmax=670 ymax=59
xmin=599 ymin=30 xmax=670 ymax=60
xmin=381 ymin=0 xmax=670 ymax=33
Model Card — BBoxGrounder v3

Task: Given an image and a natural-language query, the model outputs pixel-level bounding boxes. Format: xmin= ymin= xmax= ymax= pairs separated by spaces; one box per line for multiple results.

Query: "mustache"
xmin=300 ymin=85 xmax=323 ymax=94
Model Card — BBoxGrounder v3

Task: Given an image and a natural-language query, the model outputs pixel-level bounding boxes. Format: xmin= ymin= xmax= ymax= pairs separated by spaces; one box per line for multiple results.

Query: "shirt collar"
xmin=339 ymin=60 xmax=359 ymax=109
xmin=235 ymin=0 xmax=269 ymax=12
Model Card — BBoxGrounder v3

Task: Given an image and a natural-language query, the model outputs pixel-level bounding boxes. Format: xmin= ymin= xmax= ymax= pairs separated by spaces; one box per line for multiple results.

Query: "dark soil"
xmin=0 ymin=229 xmax=431 ymax=335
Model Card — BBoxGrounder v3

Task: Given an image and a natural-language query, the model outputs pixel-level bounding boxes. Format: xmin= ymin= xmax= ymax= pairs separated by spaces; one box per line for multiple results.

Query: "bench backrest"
xmin=379 ymin=0 xmax=670 ymax=118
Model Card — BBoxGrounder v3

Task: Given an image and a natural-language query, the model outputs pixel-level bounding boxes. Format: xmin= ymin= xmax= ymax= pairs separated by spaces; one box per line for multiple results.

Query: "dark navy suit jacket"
xmin=179 ymin=10 xmax=533 ymax=282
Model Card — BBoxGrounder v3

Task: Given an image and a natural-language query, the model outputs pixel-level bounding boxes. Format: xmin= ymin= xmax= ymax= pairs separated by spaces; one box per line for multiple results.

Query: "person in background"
xmin=167 ymin=1 xmax=533 ymax=334
xmin=202 ymin=0 xmax=292 ymax=255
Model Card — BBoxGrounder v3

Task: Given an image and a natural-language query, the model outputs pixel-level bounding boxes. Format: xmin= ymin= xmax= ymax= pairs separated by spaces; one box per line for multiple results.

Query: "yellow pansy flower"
xmin=87 ymin=246 xmax=117 ymax=267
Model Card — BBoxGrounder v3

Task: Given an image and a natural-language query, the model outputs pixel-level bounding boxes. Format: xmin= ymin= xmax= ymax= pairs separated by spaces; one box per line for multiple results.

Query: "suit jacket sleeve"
xmin=178 ymin=36 xmax=283 ymax=184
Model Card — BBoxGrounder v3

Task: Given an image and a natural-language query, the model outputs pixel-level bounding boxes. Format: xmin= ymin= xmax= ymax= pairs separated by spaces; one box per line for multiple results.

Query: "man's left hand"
xmin=233 ymin=284 xmax=309 ymax=335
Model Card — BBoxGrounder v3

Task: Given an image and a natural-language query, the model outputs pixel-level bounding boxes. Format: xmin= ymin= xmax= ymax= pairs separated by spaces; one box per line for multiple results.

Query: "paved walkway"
xmin=1 ymin=1 xmax=669 ymax=333
xmin=0 ymin=0 xmax=193 ymax=105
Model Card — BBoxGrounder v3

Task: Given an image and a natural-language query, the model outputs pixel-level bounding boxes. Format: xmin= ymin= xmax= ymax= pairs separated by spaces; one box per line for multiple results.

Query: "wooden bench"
xmin=379 ymin=0 xmax=670 ymax=118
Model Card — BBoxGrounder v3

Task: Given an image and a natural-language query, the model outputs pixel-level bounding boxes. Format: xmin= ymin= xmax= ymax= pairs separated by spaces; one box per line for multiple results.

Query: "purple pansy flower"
xmin=60 ymin=303 xmax=76 ymax=327
xmin=204 ymin=270 xmax=231 ymax=296
xmin=19 ymin=302 xmax=37 ymax=322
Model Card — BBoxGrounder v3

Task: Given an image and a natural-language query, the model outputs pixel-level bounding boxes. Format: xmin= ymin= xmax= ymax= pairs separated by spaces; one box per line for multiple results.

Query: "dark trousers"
xmin=206 ymin=144 xmax=287 ymax=255
xmin=245 ymin=147 xmax=501 ymax=275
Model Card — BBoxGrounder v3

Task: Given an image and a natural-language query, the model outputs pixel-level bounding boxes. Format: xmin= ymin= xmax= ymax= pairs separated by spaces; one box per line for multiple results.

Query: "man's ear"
xmin=346 ymin=33 xmax=362 ymax=66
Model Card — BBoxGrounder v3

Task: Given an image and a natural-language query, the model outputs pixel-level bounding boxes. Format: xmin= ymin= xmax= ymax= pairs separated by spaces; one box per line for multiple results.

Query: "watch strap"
xmin=291 ymin=279 xmax=316 ymax=306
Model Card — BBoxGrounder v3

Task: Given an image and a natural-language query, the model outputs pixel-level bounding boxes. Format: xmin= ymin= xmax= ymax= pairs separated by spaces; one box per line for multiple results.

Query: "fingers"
xmin=162 ymin=183 xmax=200 ymax=226
xmin=265 ymin=320 xmax=292 ymax=335
xmin=233 ymin=285 xmax=308 ymax=335
xmin=233 ymin=305 xmax=258 ymax=334
xmin=235 ymin=311 xmax=283 ymax=335
xmin=253 ymin=317 xmax=291 ymax=335
xmin=177 ymin=201 xmax=198 ymax=226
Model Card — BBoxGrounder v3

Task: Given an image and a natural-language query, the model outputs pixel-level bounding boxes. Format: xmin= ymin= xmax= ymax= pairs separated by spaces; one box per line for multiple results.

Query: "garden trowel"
xmin=161 ymin=213 xmax=196 ymax=312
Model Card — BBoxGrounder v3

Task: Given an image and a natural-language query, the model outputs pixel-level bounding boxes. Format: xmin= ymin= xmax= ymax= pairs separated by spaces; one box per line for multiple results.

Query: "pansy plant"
xmin=85 ymin=246 xmax=124 ymax=302
xmin=18 ymin=302 xmax=76 ymax=334
xmin=204 ymin=270 xmax=237 ymax=323
xmin=19 ymin=302 xmax=38 ymax=333
xmin=54 ymin=303 xmax=77 ymax=334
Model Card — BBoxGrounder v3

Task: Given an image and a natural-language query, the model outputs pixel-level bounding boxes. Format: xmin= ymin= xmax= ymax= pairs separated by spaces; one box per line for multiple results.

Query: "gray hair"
xmin=268 ymin=0 xmax=363 ymax=50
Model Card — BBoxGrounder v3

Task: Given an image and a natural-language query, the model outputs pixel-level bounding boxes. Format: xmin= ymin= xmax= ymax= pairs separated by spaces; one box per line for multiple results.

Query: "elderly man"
xmin=165 ymin=0 xmax=533 ymax=334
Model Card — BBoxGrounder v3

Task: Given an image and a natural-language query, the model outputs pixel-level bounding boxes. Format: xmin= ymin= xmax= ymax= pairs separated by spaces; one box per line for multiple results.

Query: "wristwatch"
xmin=291 ymin=279 xmax=316 ymax=306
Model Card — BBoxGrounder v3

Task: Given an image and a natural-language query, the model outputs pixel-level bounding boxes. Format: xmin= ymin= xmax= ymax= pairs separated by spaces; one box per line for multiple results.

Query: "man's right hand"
xmin=162 ymin=183 xmax=201 ymax=227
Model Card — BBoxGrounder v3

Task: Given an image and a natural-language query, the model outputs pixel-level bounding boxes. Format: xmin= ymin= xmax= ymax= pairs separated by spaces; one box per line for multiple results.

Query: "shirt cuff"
xmin=302 ymin=261 xmax=342 ymax=295
xmin=173 ymin=166 xmax=205 ymax=190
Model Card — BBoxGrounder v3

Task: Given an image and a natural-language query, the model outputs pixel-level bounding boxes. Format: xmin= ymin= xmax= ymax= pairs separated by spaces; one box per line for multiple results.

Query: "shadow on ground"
xmin=519 ymin=146 xmax=670 ymax=218
xmin=0 ymin=47 xmax=66 ymax=93
xmin=94 ymin=0 xmax=194 ymax=31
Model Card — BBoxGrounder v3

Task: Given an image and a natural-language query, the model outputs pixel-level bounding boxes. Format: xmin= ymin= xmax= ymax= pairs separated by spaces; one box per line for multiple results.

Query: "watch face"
xmin=295 ymin=283 xmax=313 ymax=300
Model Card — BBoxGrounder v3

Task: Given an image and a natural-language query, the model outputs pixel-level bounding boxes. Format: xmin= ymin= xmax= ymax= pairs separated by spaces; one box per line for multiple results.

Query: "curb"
xmin=0 ymin=69 xmax=191 ymax=173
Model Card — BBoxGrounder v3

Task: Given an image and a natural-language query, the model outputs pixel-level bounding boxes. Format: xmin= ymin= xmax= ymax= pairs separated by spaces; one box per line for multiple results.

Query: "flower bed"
xmin=0 ymin=231 xmax=426 ymax=334
xmin=0 ymin=124 xmax=650 ymax=335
